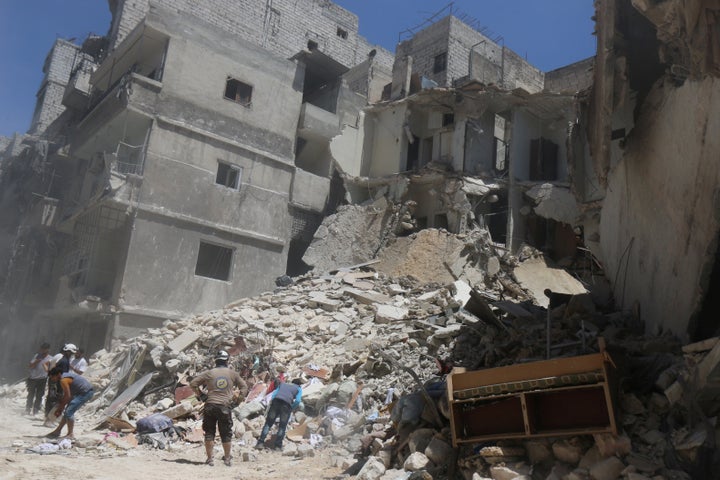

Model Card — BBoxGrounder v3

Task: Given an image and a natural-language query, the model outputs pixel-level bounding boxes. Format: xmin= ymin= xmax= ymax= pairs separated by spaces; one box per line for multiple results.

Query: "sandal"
xmin=223 ymin=455 xmax=232 ymax=466
xmin=205 ymin=458 xmax=214 ymax=466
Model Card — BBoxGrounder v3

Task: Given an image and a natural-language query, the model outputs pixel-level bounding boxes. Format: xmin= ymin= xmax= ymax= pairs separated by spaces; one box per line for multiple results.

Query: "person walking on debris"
xmin=190 ymin=350 xmax=248 ymax=467
xmin=255 ymin=378 xmax=303 ymax=451
xmin=69 ymin=348 xmax=88 ymax=374
xmin=46 ymin=366 xmax=94 ymax=439
xmin=25 ymin=342 xmax=51 ymax=416
xmin=45 ymin=343 xmax=77 ymax=422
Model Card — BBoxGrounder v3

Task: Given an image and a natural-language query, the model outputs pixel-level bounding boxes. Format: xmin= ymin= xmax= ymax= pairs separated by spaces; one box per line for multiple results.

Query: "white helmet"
xmin=63 ymin=343 xmax=78 ymax=354
xmin=215 ymin=350 xmax=229 ymax=362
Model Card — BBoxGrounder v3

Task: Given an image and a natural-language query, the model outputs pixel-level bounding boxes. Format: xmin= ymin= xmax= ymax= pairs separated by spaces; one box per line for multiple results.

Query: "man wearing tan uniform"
xmin=190 ymin=350 xmax=248 ymax=466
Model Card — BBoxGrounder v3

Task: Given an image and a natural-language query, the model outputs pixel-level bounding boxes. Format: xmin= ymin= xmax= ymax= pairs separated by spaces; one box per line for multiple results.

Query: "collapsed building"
xmin=1 ymin=0 xmax=719 ymax=397
xmin=0 ymin=1 xmax=590 ymax=380
xmin=0 ymin=0 xmax=394 ymax=378
xmin=1 ymin=1 xmax=720 ymax=477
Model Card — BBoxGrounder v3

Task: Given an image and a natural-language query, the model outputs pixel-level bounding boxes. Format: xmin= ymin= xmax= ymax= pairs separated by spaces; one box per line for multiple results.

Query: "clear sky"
xmin=0 ymin=1 xmax=595 ymax=138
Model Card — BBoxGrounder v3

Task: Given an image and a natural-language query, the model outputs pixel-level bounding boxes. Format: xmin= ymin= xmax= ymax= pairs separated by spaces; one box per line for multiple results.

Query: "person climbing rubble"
xmin=255 ymin=378 xmax=303 ymax=451
xmin=45 ymin=366 xmax=95 ymax=439
xmin=190 ymin=350 xmax=248 ymax=467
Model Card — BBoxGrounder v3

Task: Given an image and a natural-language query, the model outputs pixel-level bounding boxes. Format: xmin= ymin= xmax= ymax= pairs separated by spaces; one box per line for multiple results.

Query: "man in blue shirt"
xmin=255 ymin=378 xmax=303 ymax=450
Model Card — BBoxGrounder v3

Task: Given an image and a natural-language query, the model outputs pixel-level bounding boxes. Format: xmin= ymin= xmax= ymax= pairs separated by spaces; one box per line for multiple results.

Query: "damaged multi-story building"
xmin=0 ymin=0 xmax=394 ymax=378
xmin=4 ymin=0 xmax=717 ymax=381
xmin=574 ymin=0 xmax=720 ymax=342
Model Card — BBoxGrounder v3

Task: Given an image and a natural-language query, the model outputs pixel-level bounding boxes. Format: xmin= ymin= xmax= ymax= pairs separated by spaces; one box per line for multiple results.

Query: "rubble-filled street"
xmin=2 ymin=0 xmax=720 ymax=479
xmin=2 ymin=226 xmax=719 ymax=479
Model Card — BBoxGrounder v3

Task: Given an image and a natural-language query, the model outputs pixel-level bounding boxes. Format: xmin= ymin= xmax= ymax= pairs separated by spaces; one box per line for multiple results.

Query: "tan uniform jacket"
xmin=190 ymin=367 xmax=248 ymax=405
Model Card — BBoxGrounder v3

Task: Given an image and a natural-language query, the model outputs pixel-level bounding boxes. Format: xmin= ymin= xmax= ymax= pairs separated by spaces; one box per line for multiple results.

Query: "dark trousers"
xmin=258 ymin=399 xmax=292 ymax=447
xmin=45 ymin=379 xmax=60 ymax=415
xmin=25 ymin=377 xmax=46 ymax=414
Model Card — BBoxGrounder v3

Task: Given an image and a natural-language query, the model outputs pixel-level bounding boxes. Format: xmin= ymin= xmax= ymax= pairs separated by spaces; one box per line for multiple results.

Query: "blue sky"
xmin=0 ymin=1 xmax=595 ymax=137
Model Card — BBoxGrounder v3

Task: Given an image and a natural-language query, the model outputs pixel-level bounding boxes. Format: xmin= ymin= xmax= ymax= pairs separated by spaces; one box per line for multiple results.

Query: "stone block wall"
xmin=501 ymin=47 xmax=544 ymax=93
xmin=544 ymin=57 xmax=595 ymax=93
xmin=108 ymin=0 xmax=393 ymax=70
xmin=392 ymin=15 xmax=544 ymax=93
xmin=395 ymin=16 xmax=453 ymax=87
xmin=29 ymin=40 xmax=82 ymax=135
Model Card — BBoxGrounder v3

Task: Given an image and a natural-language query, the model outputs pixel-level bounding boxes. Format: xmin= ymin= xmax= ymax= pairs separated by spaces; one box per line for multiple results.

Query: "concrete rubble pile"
xmin=2 ymin=225 xmax=719 ymax=479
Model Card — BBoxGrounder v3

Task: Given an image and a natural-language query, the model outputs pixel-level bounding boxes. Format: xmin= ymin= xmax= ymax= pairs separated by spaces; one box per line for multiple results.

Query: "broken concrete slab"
xmin=524 ymin=183 xmax=580 ymax=225
xmin=167 ymin=330 xmax=201 ymax=353
xmin=344 ymin=288 xmax=392 ymax=305
xmin=513 ymin=256 xmax=587 ymax=308
xmin=374 ymin=304 xmax=409 ymax=323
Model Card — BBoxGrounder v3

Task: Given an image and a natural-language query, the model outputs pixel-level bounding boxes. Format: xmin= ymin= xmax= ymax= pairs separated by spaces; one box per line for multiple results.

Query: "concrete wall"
xmin=396 ymin=16 xmax=453 ymax=87
xmin=463 ymin=111 xmax=496 ymax=174
xmin=108 ymin=0 xmax=393 ymax=71
xmin=509 ymin=109 xmax=568 ymax=182
xmin=599 ymin=77 xmax=720 ymax=339
xmin=147 ymin=11 xmax=302 ymax=159
xmin=142 ymin=124 xmax=293 ymax=240
xmin=545 ymin=57 xmax=595 ymax=94
xmin=393 ymin=16 xmax=544 ymax=93
xmin=365 ymin=105 xmax=408 ymax=177
xmin=330 ymin=116 xmax=365 ymax=177
xmin=119 ymin=211 xmax=286 ymax=315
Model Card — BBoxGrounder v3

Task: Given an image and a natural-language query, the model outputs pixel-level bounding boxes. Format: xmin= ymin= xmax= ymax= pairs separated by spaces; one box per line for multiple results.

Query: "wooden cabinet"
xmin=447 ymin=345 xmax=618 ymax=446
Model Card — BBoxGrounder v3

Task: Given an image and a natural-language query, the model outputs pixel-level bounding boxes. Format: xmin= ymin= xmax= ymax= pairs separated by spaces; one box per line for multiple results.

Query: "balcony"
xmin=298 ymin=102 xmax=340 ymax=141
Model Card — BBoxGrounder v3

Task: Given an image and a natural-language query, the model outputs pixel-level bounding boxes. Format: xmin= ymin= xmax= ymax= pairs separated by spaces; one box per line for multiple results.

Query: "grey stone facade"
xmin=107 ymin=0 xmax=393 ymax=70
xmin=29 ymin=39 xmax=82 ymax=135
xmin=393 ymin=15 xmax=544 ymax=94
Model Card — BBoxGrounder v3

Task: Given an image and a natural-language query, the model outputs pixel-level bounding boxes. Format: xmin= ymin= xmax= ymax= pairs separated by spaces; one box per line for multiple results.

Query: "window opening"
xmin=529 ymin=137 xmax=559 ymax=181
xmin=433 ymin=52 xmax=447 ymax=74
xmin=336 ymin=27 xmax=348 ymax=39
xmin=195 ymin=242 xmax=233 ymax=281
xmin=442 ymin=113 xmax=455 ymax=127
xmin=216 ymin=161 xmax=242 ymax=189
xmin=224 ymin=77 xmax=253 ymax=106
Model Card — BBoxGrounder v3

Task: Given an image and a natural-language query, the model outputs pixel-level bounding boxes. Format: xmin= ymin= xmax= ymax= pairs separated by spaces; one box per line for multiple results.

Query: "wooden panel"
xmin=449 ymin=353 xmax=605 ymax=391
xmin=526 ymin=386 xmax=610 ymax=433
xmin=458 ymin=396 xmax=525 ymax=438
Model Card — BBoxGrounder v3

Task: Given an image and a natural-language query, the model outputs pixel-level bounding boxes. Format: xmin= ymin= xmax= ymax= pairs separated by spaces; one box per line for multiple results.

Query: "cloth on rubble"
xmin=136 ymin=413 xmax=174 ymax=434
xmin=137 ymin=426 xmax=185 ymax=449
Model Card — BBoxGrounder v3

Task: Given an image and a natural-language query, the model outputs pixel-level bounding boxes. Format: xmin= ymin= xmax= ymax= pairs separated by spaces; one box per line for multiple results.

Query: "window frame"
xmin=433 ymin=52 xmax=448 ymax=74
xmin=195 ymin=241 xmax=234 ymax=281
xmin=215 ymin=160 xmax=243 ymax=190
xmin=223 ymin=76 xmax=253 ymax=107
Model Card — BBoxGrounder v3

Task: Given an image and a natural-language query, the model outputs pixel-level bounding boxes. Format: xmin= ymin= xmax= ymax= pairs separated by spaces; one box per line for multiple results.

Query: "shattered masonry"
xmin=1 ymin=0 xmax=720 ymax=478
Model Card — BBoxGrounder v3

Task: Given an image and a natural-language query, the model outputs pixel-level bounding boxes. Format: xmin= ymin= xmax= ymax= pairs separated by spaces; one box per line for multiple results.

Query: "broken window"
xmin=336 ymin=27 xmax=348 ymax=39
xmin=442 ymin=113 xmax=455 ymax=127
xmin=529 ymin=137 xmax=558 ymax=181
xmin=224 ymin=77 xmax=252 ymax=106
xmin=215 ymin=161 xmax=242 ymax=189
xmin=433 ymin=52 xmax=447 ymax=74
xmin=195 ymin=242 xmax=233 ymax=281
xmin=493 ymin=115 xmax=509 ymax=173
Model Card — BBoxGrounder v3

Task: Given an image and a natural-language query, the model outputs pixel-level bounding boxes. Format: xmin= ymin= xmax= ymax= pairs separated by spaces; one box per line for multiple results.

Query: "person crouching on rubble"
xmin=190 ymin=350 xmax=248 ymax=467
xmin=45 ymin=366 xmax=94 ymax=439
xmin=255 ymin=378 xmax=303 ymax=451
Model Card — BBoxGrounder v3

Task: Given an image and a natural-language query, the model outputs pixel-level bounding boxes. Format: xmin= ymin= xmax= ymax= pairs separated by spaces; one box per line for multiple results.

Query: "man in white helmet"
xmin=190 ymin=350 xmax=248 ymax=466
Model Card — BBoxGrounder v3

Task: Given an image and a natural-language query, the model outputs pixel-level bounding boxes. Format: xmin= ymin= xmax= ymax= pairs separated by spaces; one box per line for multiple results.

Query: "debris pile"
xmin=2 ymin=226 xmax=719 ymax=479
